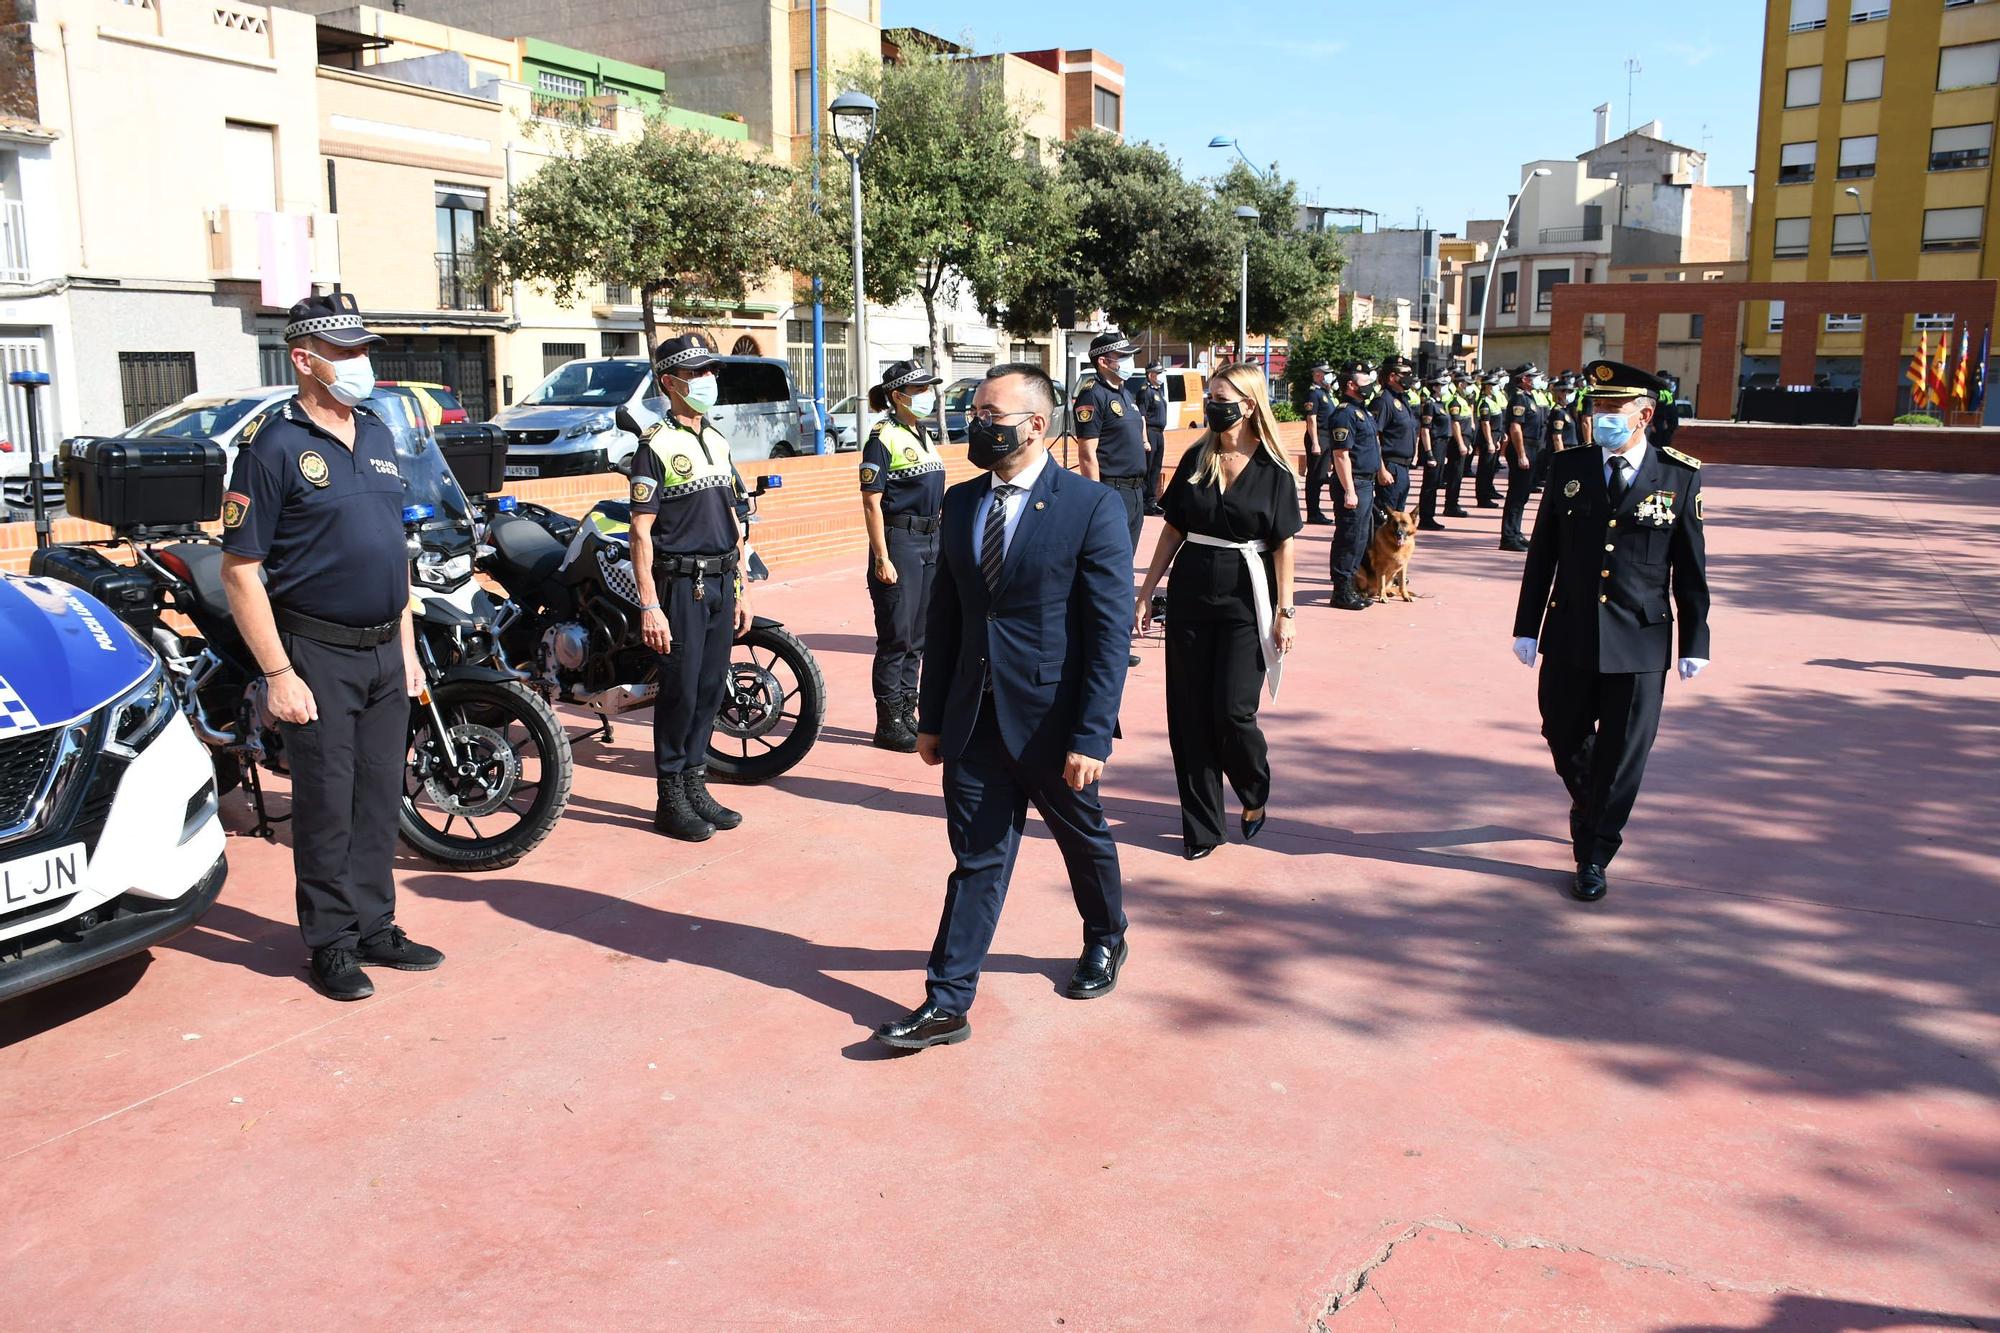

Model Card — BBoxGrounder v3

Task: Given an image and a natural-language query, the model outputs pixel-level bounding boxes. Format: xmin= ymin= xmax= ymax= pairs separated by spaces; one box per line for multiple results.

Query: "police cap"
xmin=654 ymin=331 xmax=720 ymax=378
xmin=877 ymin=358 xmax=942 ymax=394
xmin=1339 ymin=359 xmax=1375 ymax=378
xmin=1511 ymin=361 xmax=1541 ymax=380
xmin=283 ymin=291 xmax=382 ymax=348
xmin=1379 ymin=354 xmax=1415 ymax=377
xmin=1087 ymin=329 xmax=1138 ymax=360
xmin=1582 ymin=359 xmax=1671 ymax=402
xmin=1145 ymin=359 xmax=1163 ymax=373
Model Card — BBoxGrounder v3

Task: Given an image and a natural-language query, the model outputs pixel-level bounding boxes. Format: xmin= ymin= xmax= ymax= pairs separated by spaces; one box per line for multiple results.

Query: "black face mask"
xmin=1203 ymin=399 xmax=1245 ymax=432
xmin=966 ymin=417 xmax=1025 ymax=470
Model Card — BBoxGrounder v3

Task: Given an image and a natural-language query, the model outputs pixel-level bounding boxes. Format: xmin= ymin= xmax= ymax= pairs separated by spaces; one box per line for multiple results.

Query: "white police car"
xmin=0 ymin=572 xmax=226 ymax=1002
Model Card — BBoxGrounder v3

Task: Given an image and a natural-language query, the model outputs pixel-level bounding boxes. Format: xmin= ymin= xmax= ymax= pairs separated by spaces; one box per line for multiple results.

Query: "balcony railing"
xmin=436 ymin=252 xmax=492 ymax=312
xmin=531 ymin=93 xmax=618 ymax=130
xmin=0 ymin=199 xmax=29 ymax=283
xmin=1538 ymin=224 xmax=1604 ymax=245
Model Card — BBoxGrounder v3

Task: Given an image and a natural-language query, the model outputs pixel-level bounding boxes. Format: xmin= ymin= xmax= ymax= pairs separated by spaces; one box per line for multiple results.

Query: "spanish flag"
xmin=1931 ymin=333 xmax=1950 ymax=409
xmin=1910 ymin=330 xmax=1929 ymax=409
xmin=1955 ymin=325 xmax=1971 ymax=408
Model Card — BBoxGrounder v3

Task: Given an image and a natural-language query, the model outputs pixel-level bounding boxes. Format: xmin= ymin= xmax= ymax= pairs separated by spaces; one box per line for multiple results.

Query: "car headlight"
xmin=104 ymin=660 xmax=175 ymax=759
xmin=565 ymin=412 xmax=614 ymax=439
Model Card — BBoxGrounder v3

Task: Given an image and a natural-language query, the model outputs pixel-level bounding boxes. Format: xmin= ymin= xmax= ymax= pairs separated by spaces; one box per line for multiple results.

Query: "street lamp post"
xmin=1212 ymin=138 xmax=1276 ymax=374
xmin=1844 ymin=187 xmax=1878 ymax=283
xmin=1474 ymin=167 xmax=1552 ymax=373
xmin=830 ymin=89 xmax=878 ymax=448
xmin=1233 ymin=205 xmax=1260 ymax=364
xmin=807 ymin=0 xmax=827 ymax=453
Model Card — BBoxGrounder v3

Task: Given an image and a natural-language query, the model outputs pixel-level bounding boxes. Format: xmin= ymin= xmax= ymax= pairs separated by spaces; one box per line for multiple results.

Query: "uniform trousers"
xmin=1105 ymin=474 xmax=1146 ymax=553
xmin=1500 ymin=446 xmax=1540 ymax=544
xmin=1537 ymin=661 xmax=1666 ymax=868
xmin=1144 ymin=427 xmax=1167 ymax=507
xmin=1165 ymin=612 xmax=1270 ymax=849
xmin=1420 ymin=434 xmax=1463 ymax=523
xmin=1330 ymin=475 xmax=1376 ymax=583
xmin=1304 ymin=440 xmax=1332 ymax=520
xmin=1380 ymin=458 xmax=1412 ymax=512
xmin=1476 ymin=435 xmax=1503 ymax=503
xmin=652 ymin=567 xmax=736 ymax=776
xmin=926 ymin=704 xmax=1126 ymax=1014
xmin=278 ymin=632 xmax=406 ymax=951
xmin=867 ymin=525 xmax=937 ymax=700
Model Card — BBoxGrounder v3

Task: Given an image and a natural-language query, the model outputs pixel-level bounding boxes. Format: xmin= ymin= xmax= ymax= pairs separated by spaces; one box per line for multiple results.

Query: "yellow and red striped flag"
xmin=1910 ymin=329 xmax=1929 ymax=409
xmin=1954 ymin=325 xmax=1971 ymax=408
xmin=1931 ymin=334 xmax=1950 ymax=409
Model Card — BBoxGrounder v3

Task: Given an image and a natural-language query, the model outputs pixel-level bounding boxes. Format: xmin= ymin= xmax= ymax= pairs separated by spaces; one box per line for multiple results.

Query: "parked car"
xmin=379 ymin=379 xmax=469 ymax=426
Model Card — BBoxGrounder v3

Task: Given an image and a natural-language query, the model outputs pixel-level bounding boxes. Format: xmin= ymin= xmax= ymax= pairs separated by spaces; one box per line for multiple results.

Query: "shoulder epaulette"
xmin=1660 ymin=445 xmax=1701 ymax=470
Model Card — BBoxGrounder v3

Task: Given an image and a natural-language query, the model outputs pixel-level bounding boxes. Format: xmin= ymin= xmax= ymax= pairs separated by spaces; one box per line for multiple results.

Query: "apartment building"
xmin=1750 ymin=0 xmax=2000 ymax=384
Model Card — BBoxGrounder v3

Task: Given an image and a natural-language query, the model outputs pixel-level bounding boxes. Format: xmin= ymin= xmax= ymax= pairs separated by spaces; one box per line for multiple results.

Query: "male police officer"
xmin=1416 ymin=369 xmax=1461 ymax=531
xmin=221 ymin=293 xmax=442 ymax=1001
xmin=630 ymin=333 xmax=753 ymax=842
xmin=1445 ymin=368 xmax=1477 ymax=519
xmin=1498 ymin=362 xmax=1547 ymax=552
xmin=1301 ymin=362 xmax=1335 ymax=524
xmin=1512 ymin=361 xmax=1710 ymax=902
xmin=1326 ymin=360 xmax=1380 ymax=611
xmin=1476 ymin=368 xmax=1508 ymax=507
xmin=1138 ymin=360 xmax=1170 ymax=516
xmin=1373 ymin=354 xmax=1420 ymax=512
xmin=1072 ymin=329 xmax=1148 ymax=665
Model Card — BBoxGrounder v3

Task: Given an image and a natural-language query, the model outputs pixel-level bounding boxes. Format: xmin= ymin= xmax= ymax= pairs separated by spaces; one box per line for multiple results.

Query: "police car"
xmin=0 ymin=572 xmax=226 ymax=1002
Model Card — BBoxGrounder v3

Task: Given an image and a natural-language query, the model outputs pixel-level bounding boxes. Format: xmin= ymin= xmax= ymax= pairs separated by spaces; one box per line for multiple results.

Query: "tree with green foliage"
xmin=1171 ymin=163 xmax=1344 ymax=352
xmin=1281 ymin=320 xmax=1399 ymax=407
xmin=480 ymin=120 xmax=832 ymax=350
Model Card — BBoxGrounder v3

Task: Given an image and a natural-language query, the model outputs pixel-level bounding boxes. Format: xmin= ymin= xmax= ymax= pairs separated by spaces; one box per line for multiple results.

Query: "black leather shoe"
xmin=1128 ymin=653 xmax=1142 ymax=668
xmin=1444 ymin=507 xmax=1472 ymax=518
xmin=1183 ymin=843 xmax=1216 ymax=861
xmin=873 ymin=1003 xmax=970 ymax=1049
xmin=1306 ymin=514 xmax=1333 ymax=526
xmin=1417 ymin=519 xmax=1446 ymax=532
xmin=357 ymin=924 xmax=444 ymax=971
xmin=1498 ymin=538 xmax=1530 ymax=552
xmin=1242 ymin=809 xmax=1267 ymax=842
xmin=1571 ymin=864 xmax=1608 ymax=902
xmin=1064 ymin=939 xmax=1129 ymax=999
xmin=684 ymin=765 xmax=742 ymax=830
xmin=310 ymin=946 xmax=375 ymax=1001
xmin=654 ymin=773 xmax=715 ymax=842
xmin=1477 ymin=499 xmax=1501 ymax=509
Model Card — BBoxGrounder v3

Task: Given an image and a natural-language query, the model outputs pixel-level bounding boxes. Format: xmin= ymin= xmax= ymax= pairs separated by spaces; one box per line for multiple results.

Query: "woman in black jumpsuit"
xmin=858 ymin=359 xmax=947 ymax=751
xmin=1135 ymin=363 xmax=1302 ymax=859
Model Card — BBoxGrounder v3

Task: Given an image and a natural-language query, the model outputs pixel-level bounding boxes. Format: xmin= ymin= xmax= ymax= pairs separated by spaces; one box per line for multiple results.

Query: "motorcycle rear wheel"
xmin=400 ymin=678 xmax=574 ymax=870
xmin=704 ymin=623 xmax=826 ymax=784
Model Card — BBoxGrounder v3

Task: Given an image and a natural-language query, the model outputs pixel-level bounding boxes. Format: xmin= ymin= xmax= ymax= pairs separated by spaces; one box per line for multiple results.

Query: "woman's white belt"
xmin=1179 ymin=533 xmax=1284 ymax=700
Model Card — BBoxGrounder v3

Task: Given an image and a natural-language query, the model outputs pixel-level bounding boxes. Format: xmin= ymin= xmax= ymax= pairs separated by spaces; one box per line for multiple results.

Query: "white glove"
xmin=1678 ymin=657 xmax=1709 ymax=681
xmin=1512 ymin=637 xmax=1538 ymax=666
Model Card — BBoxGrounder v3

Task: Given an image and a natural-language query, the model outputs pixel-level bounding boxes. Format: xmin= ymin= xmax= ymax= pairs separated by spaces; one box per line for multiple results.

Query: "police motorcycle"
xmin=34 ymin=410 xmax=571 ymax=873
xmin=476 ymin=400 xmax=826 ymax=783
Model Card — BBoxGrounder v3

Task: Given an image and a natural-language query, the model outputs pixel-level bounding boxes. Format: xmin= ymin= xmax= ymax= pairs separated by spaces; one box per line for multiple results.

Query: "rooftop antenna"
xmin=1624 ymin=57 xmax=1642 ymax=135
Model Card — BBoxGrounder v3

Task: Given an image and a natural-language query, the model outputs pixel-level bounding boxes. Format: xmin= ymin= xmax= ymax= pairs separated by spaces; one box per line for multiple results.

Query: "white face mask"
xmin=677 ymin=373 xmax=719 ymax=414
xmin=309 ymin=351 xmax=376 ymax=408
xmin=1533 ymin=375 xmax=1549 ymax=391
xmin=905 ymin=389 xmax=937 ymax=418
xmin=1114 ymin=356 xmax=1137 ymax=379
xmin=1353 ymin=372 xmax=1377 ymax=390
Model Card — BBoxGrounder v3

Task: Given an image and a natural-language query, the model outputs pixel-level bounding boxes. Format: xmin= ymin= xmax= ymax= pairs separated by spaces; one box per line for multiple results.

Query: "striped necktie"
xmin=981 ymin=484 xmax=1016 ymax=592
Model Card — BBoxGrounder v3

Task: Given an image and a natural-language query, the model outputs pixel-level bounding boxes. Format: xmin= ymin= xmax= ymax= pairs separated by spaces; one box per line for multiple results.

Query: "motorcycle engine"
xmin=543 ymin=622 xmax=593 ymax=672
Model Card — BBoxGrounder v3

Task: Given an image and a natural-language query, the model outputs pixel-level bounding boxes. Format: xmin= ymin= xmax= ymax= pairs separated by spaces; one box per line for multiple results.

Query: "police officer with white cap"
xmin=1072 ymin=329 xmax=1147 ymax=664
xmin=859 ymin=358 xmax=947 ymax=752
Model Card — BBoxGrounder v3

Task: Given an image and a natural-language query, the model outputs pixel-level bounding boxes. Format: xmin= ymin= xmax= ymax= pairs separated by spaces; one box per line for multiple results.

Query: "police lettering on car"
xmin=628 ymin=332 xmax=752 ymax=842
xmin=858 ymin=359 xmax=947 ymax=752
xmin=1071 ymin=328 xmax=1147 ymax=665
xmin=220 ymin=292 xmax=443 ymax=1002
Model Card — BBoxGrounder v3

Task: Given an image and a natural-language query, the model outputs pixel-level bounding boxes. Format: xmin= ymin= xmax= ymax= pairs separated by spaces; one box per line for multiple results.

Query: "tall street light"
xmin=1213 ymin=137 xmax=1276 ymax=373
xmin=1474 ymin=167 xmax=1552 ymax=373
xmin=830 ymin=89 xmax=878 ymax=446
xmin=1844 ymin=186 xmax=1878 ymax=283
xmin=1233 ymin=205 xmax=1260 ymax=364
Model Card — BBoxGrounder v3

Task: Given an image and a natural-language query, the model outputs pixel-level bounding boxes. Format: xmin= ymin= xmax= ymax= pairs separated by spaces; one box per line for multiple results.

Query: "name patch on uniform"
xmin=1075 ymin=406 xmax=1095 ymax=423
xmin=859 ymin=463 xmax=880 ymax=485
xmin=299 ymin=450 xmax=330 ymax=487
xmin=1563 ymin=479 xmax=1581 ymax=497
xmin=221 ymin=491 xmax=250 ymax=528
xmin=631 ymin=477 xmax=657 ymax=504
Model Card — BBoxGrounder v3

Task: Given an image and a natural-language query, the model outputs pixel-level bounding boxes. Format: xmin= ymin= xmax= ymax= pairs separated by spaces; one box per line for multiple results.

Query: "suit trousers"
xmin=1331 ymin=476 xmax=1375 ymax=582
xmin=1380 ymin=459 xmax=1412 ymax=512
xmin=652 ymin=569 xmax=735 ymax=776
xmin=278 ymin=633 xmax=406 ymax=951
xmin=1500 ymin=446 xmax=1539 ymax=543
xmin=867 ymin=526 xmax=937 ymax=701
xmin=926 ymin=704 xmax=1126 ymax=1013
xmin=1144 ymin=427 xmax=1167 ymax=505
xmin=1165 ymin=614 xmax=1270 ymax=849
xmin=1476 ymin=437 xmax=1502 ymax=503
xmin=1537 ymin=661 xmax=1666 ymax=868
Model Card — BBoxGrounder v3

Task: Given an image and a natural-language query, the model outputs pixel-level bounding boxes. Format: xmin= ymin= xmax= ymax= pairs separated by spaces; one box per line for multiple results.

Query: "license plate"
xmin=1 ymin=842 xmax=84 ymax=911
xmin=504 ymin=465 xmax=540 ymax=478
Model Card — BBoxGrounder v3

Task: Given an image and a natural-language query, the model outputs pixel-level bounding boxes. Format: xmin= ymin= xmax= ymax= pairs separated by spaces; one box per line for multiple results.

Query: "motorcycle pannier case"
xmin=62 ymin=436 xmax=225 ymax=529
xmin=436 ymin=423 xmax=508 ymax=498
xmin=26 ymin=544 xmax=161 ymax=633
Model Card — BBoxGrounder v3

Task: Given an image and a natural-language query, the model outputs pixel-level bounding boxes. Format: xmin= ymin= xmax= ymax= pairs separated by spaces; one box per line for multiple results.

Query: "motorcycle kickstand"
xmin=240 ymin=758 xmax=291 ymax=842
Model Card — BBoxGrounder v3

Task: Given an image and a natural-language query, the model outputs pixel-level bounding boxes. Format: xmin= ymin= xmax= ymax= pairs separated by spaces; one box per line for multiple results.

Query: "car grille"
xmin=0 ymin=729 xmax=61 ymax=829
xmin=506 ymin=429 xmax=561 ymax=447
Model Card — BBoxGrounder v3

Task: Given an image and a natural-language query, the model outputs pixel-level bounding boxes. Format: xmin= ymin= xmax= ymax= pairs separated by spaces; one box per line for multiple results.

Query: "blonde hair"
xmin=1191 ymin=362 xmax=1298 ymax=487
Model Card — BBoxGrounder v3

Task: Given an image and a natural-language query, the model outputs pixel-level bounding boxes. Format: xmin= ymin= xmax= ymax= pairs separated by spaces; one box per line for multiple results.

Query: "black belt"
xmin=654 ymin=551 xmax=739 ymax=579
xmin=1383 ymin=454 xmax=1413 ymax=465
xmin=886 ymin=513 xmax=941 ymax=535
xmin=274 ymin=605 xmax=401 ymax=649
xmin=1103 ymin=473 xmax=1147 ymax=491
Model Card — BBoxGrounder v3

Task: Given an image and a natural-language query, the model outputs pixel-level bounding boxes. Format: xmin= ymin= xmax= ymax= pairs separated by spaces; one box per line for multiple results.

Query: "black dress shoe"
xmin=1064 ymin=939 xmax=1129 ymax=999
xmin=1417 ymin=519 xmax=1446 ymax=532
xmin=1477 ymin=499 xmax=1501 ymax=509
xmin=1128 ymin=653 xmax=1142 ymax=668
xmin=1571 ymin=864 xmax=1608 ymax=902
xmin=1306 ymin=515 xmax=1333 ymax=526
xmin=310 ymin=946 xmax=375 ymax=1001
xmin=1444 ymin=507 xmax=1472 ymax=518
xmin=1498 ymin=538 xmax=1530 ymax=552
xmin=356 ymin=924 xmax=444 ymax=971
xmin=1183 ymin=843 xmax=1216 ymax=861
xmin=873 ymin=1003 xmax=970 ymax=1049
xmin=1241 ymin=810 xmax=1267 ymax=842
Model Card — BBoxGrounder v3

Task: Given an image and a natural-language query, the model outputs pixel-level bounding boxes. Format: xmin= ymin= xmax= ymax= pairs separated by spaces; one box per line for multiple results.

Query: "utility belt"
xmin=1103 ymin=473 xmax=1148 ymax=491
xmin=1382 ymin=453 xmax=1414 ymax=466
xmin=653 ymin=550 xmax=739 ymax=579
xmin=885 ymin=512 xmax=942 ymax=535
xmin=273 ymin=605 xmax=401 ymax=649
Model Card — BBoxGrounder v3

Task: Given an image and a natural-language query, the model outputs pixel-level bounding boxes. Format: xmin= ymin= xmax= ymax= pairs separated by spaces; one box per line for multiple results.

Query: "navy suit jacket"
xmin=918 ymin=458 xmax=1133 ymax=764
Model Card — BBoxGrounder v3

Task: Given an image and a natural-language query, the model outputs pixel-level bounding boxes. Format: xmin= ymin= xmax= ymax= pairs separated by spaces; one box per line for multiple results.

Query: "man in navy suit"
xmin=873 ymin=363 xmax=1135 ymax=1051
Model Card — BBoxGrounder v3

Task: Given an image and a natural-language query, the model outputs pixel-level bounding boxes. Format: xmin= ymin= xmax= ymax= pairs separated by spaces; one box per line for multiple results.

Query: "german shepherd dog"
xmin=1356 ymin=507 xmax=1418 ymax=603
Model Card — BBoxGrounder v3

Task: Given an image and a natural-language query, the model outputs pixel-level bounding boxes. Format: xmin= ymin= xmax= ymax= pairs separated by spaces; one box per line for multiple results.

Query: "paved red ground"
xmin=4 ymin=466 xmax=1996 ymax=1331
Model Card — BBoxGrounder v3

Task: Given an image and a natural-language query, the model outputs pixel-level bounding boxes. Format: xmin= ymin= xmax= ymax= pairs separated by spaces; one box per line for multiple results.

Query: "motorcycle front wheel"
xmin=704 ymin=623 xmax=826 ymax=784
xmin=401 ymin=678 xmax=574 ymax=870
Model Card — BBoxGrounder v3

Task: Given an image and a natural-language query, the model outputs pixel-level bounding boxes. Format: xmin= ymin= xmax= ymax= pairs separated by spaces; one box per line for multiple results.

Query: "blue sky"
xmin=890 ymin=0 xmax=1763 ymax=234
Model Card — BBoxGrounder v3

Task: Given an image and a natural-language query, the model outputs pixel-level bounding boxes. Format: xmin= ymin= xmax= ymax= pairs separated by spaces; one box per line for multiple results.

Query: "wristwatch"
xmin=1278 ymin=607 xmax=1296 ymax=619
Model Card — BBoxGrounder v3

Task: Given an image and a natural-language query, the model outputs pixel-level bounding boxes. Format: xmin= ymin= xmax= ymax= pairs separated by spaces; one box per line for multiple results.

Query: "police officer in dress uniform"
xmin=629 ymin=333 xmax=754 ymax=842
xmin=1511 ymin=360 xmax=1710 ymax=902
xmin=1139 ymin=360 xmax=1170 ymax=516
xmin=1302 ymin=362 xmax=1334 ymax=524
xmin=1373 ymin=354 xmax=1420 ymax=513
xmin=1072 ymin=329 xmax=1148 ymax=666
xmin=1498 ymin=362 xmax=1547 ymax=552
xmin=859 ymin=359 xmax=947 ymax=752
xmin=220 ymin=294 xmax=443 ymax=1001
xmin=1416 ymin=369 xmax=1461 ymax=531
xmin=1326 ymin=359 xmax=1381 ymax=611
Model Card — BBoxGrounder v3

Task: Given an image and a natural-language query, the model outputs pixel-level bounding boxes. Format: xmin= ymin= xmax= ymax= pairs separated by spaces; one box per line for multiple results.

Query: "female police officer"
xmin=629 ymin=333 xmax=753 ymax=842
xmin=858 ymin=359 xmax=947 ymax=751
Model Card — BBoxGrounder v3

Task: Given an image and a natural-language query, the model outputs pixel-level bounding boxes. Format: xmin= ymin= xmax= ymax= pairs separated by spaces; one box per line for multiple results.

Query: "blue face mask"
xmin=1593 ymin=411 xmax=1635 ymax=449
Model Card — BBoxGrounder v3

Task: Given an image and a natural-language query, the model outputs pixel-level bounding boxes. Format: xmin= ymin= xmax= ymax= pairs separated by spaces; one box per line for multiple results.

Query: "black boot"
xmin=654 ymin=773 xmax=715 ymax=842
xmin=874 ymin=698 xmax=917 ymax=752
xmin=1332 ymin=578 xmax=1371 ymax=611
xmin=683 ymin=764 xmax=742 ymax=831
xmin=900 ymin=691 xmax=920 ymax=738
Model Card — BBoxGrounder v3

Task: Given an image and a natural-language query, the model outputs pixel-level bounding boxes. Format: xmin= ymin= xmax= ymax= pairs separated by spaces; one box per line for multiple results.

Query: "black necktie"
xmin=982 ymin=484 xmax=1016 ymax=592
xmin=1608 ymin=455 xmax=1632 ymax=505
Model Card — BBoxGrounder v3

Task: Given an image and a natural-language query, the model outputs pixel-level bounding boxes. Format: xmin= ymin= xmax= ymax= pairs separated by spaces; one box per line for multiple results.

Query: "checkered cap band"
xmin=653 ymin=344 xmax=717 ymax=372
xmin=884 ymin=364 xmax=939 ymax=391
xmin=283 ymin=312 xmax=368 ymax=341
